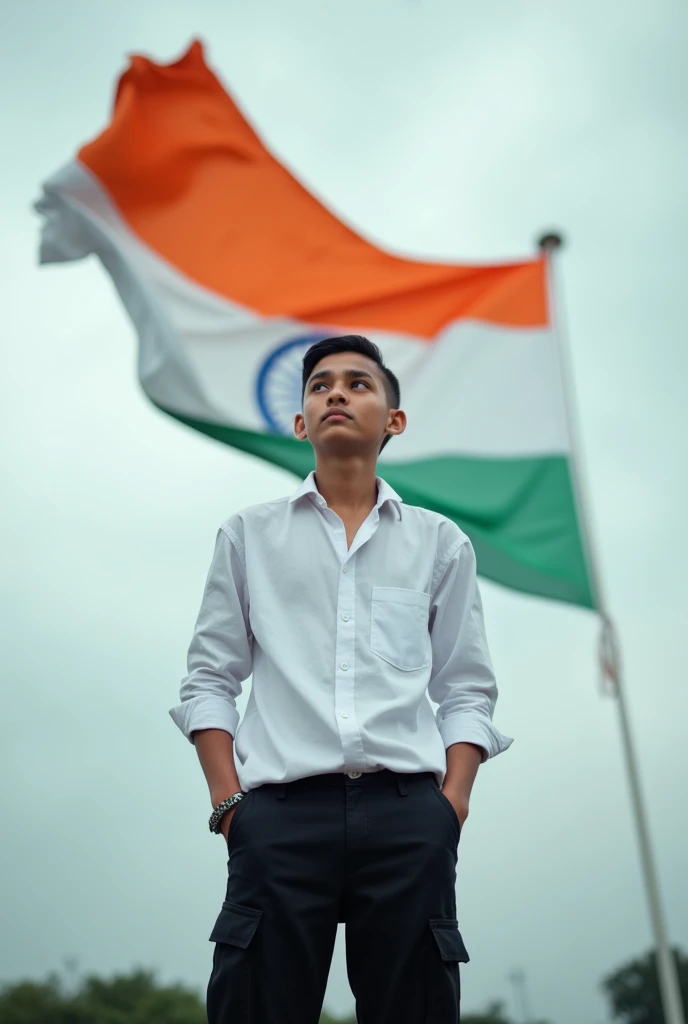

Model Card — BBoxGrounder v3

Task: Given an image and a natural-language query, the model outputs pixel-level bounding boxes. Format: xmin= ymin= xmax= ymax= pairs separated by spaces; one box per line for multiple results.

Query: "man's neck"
xmin=313 ymin=457 xmax=378 ymax=517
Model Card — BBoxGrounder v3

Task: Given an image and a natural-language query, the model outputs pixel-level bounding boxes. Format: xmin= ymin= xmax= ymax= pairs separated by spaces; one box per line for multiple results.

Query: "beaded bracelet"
xmin=208 ymin=791 xmax=244 ymax=834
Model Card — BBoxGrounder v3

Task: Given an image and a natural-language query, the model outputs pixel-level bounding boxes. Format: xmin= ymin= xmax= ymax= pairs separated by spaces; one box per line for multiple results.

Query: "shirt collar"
xmin=289 ymin=471 xmax=403 ymax=521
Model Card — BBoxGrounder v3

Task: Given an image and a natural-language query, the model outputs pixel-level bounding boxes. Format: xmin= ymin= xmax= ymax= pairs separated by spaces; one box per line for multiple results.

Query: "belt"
xmin=260 ymin=768 xmax=437 ymax=795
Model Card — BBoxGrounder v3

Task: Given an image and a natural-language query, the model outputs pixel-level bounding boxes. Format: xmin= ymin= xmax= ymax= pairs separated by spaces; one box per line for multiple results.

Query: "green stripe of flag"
xmin=158 ymin=404 xmax=594 ymax=609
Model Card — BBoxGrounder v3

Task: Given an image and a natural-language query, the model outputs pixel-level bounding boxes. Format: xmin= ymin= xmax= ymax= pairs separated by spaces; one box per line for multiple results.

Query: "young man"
xmin=170 ymin=335 xmax=512 ymax=1024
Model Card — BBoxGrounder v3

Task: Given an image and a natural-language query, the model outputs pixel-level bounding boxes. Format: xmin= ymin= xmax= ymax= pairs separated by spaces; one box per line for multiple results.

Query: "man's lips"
xmin=322 ymin=410 xmax=352 ymax=422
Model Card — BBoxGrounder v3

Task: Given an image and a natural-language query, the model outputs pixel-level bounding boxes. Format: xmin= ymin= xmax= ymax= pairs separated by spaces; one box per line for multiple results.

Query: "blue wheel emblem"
xmin=255 ymin=334 xmax=324 ymax=435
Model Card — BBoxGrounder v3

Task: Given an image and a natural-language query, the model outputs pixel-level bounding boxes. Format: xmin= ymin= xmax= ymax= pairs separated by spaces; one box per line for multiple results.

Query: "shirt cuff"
xmin=438 ymin=713 xmax=513 ymax=762
xmin=169 ymin=696 xmax=240 ymax=744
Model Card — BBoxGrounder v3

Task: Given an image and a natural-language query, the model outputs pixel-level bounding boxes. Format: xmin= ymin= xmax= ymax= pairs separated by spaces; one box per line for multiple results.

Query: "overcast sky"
xmin=2 ymin=2 xmax=687 ymax=1022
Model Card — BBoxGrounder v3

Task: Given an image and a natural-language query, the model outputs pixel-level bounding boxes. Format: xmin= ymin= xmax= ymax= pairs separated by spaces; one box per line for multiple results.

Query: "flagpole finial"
xmin=538 ymin=231 xmax=565 ymax=253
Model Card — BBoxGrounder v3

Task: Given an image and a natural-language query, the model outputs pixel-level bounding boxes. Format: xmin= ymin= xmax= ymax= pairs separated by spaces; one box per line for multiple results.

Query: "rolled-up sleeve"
xmin=169 ymin=525 xmax=252 ymax=743
xmin=428 ymin=537 xmax=513 ymax=761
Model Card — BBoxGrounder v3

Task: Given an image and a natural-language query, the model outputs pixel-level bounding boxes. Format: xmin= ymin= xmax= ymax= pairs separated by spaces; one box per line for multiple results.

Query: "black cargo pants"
xmin=207 ymin=769 xmax=469 ymax=1024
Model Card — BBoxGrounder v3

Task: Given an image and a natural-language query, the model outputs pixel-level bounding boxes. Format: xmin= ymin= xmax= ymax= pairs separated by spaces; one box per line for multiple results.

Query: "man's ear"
xmin=293 ymin=412 xmax=308 ymax=441
xmin=385 ymin=408 xmax=407 ymax=438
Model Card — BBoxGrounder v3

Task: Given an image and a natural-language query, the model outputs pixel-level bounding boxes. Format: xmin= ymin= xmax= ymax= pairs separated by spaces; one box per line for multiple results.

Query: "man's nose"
xmin=327 ymin=387 xmax=348 ymax=403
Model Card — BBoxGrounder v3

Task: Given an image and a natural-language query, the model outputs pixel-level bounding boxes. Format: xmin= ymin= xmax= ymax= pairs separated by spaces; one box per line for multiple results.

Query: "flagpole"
xmin=539 ymin=232 xmax=685 ymax=1024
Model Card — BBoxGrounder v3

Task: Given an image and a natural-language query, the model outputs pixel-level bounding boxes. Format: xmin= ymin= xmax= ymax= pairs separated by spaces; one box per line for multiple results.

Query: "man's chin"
xmin=313 ymin=434 xmax=379 ymax=455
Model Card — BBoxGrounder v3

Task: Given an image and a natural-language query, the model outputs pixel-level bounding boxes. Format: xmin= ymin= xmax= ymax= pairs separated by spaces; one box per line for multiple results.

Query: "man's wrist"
xmin=442 ymin=742 xmax=483 ymax=826
xmin=443 ymin=743 xmax=482 ymax=791
xmin=210 ymin=784 xmax=242 ymax=807
xmin=442 ymin=781 xmax=470 ymax=807
xmin=209 ymin=791 xmax=244 ymax=834
xmin=441 ymin=783 xmax=470 ymax=827
xmin=442 ymin=779 xmax=469 ymax=798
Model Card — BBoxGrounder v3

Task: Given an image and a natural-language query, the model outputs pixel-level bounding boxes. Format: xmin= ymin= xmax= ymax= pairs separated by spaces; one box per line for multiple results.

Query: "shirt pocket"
xmin=370 ymin=587 xmax=431 ymax=672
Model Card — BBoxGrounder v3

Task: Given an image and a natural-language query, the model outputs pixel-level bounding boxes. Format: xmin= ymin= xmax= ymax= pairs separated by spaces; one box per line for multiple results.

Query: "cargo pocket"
xmin=207 ymin=901 xmax=262 ymax=1024
xmin=425 ymin=919 xmax=469 ymax=1023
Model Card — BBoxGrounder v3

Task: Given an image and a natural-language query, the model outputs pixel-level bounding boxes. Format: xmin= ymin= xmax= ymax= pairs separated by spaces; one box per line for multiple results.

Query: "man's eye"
xmin=352 ymin=381 xmax=368 ymax=389
xmin=312 ymin=383 xmax=327 ymax=392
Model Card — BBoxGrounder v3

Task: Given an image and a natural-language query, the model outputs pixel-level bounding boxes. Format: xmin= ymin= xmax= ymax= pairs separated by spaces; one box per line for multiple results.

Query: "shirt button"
xmin=342 ymin=564 xmax=348 ymax=573
xmin=341 ymin=662 xmax=348 ymax=671
xmin=342 ymin=613 xmax=350 ymax=622
xmin=348 ymin=771 xmax=362 ymax=779
xmin=340 ymin=711 xmax=349 ymax=719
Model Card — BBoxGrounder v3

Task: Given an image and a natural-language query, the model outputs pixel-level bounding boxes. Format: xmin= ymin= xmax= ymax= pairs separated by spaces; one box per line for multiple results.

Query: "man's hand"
xmin=441 ymin=785 xmax=470 ymax=828
xmin=220 ymin=805 xmax=238 ymax=842
xmin=192 ymin=729 xmax=243 ymax=844
xmin=442 ymin=742 xmax=484 ymax=829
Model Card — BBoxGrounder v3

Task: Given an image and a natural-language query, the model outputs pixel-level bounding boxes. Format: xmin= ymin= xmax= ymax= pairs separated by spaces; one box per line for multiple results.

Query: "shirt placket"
xmin=317 ymin=501 xmax=373 ymax=772
xmin=334 ymin=550 xmax=365 ymax=770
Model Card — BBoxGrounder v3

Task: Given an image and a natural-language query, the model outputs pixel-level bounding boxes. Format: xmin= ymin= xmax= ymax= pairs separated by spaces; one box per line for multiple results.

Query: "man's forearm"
xmin=442 ymin=741 xmax=483 ymax=825
xmin=193 ymin=728 xmax=242 ymax=806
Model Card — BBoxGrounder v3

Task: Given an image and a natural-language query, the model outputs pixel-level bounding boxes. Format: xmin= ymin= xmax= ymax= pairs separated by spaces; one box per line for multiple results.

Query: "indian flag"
xmin=36 ymin=41 xmax=594 ymax=610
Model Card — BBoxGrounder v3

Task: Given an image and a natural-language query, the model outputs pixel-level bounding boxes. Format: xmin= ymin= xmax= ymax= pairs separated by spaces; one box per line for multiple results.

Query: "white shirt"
xmin=170 ymin=473 xmax=512 ymax=789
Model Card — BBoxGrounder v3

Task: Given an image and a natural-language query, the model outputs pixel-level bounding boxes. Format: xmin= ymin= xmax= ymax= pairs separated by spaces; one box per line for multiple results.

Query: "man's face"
xmin=294 ymin=350 xmax=405 ymax=453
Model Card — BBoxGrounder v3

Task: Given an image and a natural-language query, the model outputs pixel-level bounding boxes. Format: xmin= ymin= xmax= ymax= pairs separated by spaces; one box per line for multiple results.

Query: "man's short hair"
xmin=301 ymin=335 xmax=401 ymax=452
